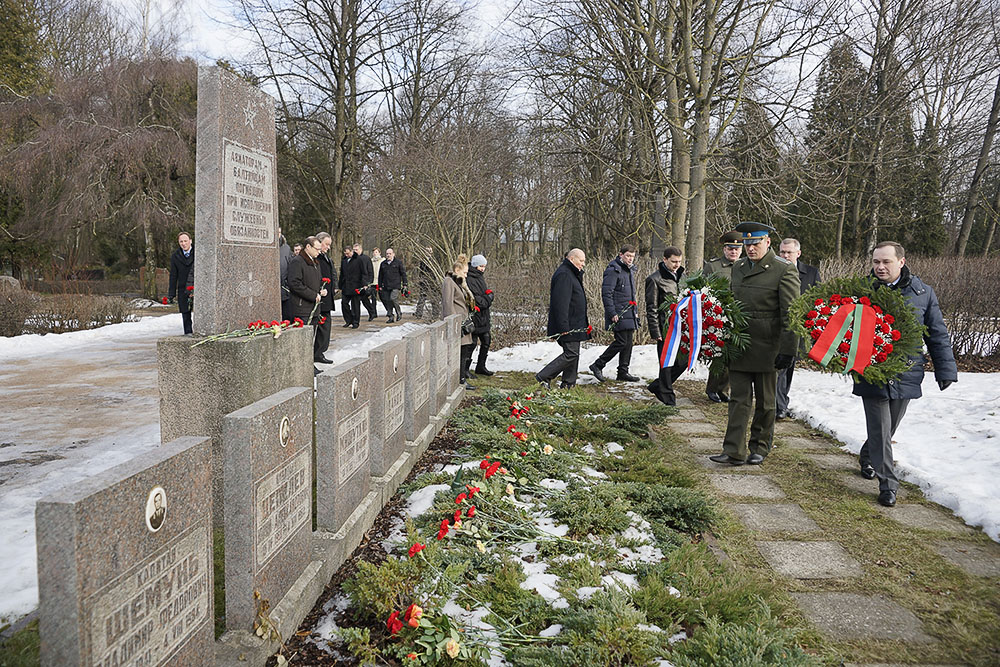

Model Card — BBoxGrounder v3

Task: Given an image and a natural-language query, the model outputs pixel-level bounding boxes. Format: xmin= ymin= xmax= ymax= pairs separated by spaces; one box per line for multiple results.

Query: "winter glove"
xmin=937 ymin=380 xmax=953 ymax=391
xmin=774 ymin=354 xmax=794 ymax=370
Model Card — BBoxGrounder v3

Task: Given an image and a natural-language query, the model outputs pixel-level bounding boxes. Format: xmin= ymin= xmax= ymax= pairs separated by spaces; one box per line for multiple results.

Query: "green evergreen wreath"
xmin=658 ymin=271 xmax=749 ymax=376
xmin=788 ymin=275 xmax=926 ymax=386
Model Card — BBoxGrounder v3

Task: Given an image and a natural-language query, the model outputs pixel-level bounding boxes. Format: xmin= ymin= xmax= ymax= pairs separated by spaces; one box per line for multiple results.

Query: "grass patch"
xmin=0 ymin=619 xmax=39 ymax=667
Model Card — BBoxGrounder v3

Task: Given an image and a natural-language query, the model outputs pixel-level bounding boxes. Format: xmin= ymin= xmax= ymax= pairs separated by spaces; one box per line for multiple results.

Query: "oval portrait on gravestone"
xmin=351 ymin=377 xmax=359 ymax=400
xmin=279 ymin=416 xmax=291 ymax=447
xmin=145 ymin=486 xmax=167 ymax=533
xmin=420 ymin=341 xmax=426 ymax=357
xmin=393 ymin=354 xmax=399 ymax=374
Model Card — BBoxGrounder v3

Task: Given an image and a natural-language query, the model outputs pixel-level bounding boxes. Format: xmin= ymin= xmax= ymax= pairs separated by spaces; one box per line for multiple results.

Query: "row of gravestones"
xmin=34 ymin=317 xmax=462 ymax=666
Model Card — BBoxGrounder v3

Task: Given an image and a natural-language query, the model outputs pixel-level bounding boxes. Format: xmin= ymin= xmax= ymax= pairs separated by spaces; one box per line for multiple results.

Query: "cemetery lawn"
xmin=272 ymin=373 xmax=826 ymax=666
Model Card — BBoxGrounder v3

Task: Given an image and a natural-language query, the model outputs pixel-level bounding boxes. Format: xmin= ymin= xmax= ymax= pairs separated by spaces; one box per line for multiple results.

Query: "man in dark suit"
xmin=775 ymin=238 xmax=821 ymax=419
xmin=536 ymin=249 xmax=590 ymax=389
xmin=589 ymin=244 xmax=639 ymax=382
xmin=168 ymin=232 xmax=194 ymax=335
xmin=343 ymin=243 xmax=374 ymax=328
xmin=315 ymin=232 xmax=337 ymax=362
xmin=338 ymin=246 xmax=353 ymax=326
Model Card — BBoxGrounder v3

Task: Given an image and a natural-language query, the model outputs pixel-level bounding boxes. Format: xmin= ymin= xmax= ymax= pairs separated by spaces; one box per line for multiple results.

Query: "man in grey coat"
xmin=854 ymin=241 xmax=957 ymax=508
xmin=590 ymin=244 xmax=639 ymax=382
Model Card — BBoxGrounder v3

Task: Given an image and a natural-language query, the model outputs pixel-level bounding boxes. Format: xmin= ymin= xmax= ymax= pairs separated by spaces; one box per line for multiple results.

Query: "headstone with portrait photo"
xmin=403 ymin=328 xmax=431 ymax=440
xmin=221 ymin=386 xmax=312 ymax=632
xmin=315 ymin=357 xmax=372 ymax=532
xmin=35 ymin=437 xmax=213 ymax=667
xmin=368 ymin=339 xmax=407 ymax=476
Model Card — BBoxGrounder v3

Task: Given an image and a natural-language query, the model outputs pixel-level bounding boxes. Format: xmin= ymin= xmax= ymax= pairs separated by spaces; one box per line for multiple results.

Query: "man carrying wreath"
xmin=855 ymin=241 xmax=956 ymax=507
xmin=710 ymin=221 xmax=799 ymax=466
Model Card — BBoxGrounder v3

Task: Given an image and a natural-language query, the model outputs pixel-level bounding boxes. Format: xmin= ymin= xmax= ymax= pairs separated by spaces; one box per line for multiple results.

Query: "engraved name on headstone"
xmin=316 ymin=357 xmax=372 ymax=532
xmin=222 ymin=386 xmax=312 ymax=631
xmin=404 ymin=329 xmax=431 ymax=441
xmin=428 ymin=320 xmax=450 ymax=412
xmin=36 ymin=437 xmax=213 ymax=667
xmin=369 ymin=339 xmax=408 ymax=475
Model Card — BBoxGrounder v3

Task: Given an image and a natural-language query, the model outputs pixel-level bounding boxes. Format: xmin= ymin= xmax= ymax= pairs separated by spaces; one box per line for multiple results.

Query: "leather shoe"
xmin=706 ymin=391 xmax=724 ymax=403
xmin=387 ymin=317 xmax=395 ymax=323
xmin=476 ymin=367 xmax=495 ymax=376
xmin=718 ymin=392 xmax=730 ymax=402
xmin=351 ymin=323 xmax=359 ymax=329
xmin=368 ymin=315 xmax=376 ymax=321
xmin=462 ymin=381 xmax=476 ymax=390
xmin=860 ymin=463 xmax=876 ymax=480
xmin=589 ymin=363 xmax=606 ymax=382
xmin=617 ymin=372 xmax=640 ymax=382
xmin=877 ymin=489 xmax=896 ymax=507
xmin=776 ymin=410 xmax=790 ymax=420
xmin=342 ymin=323 xmax=352 ymax=328
xmin=559 ymin=382 xmax=575 ymax=389
xmin=709 ymin=453 xmax=746 ymax=466
xmin=748 ymin=453 xmax=765 ymax=465
xmin=534 ymin=374 xmax=551 ymax=389
xmin=314 ymin=356 xmax=333 ymax=364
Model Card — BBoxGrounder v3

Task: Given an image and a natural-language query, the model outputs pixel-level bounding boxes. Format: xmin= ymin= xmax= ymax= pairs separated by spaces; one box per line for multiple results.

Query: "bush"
xmin=342 ymin=556 xmax=425 ymax=621
xmin=0 ymin=288 xmax=36 ymax=337
xmin=670 ymin=616 xmax=818 ymax=666
xmin=26 ymin=294 xmax=136 ymax=334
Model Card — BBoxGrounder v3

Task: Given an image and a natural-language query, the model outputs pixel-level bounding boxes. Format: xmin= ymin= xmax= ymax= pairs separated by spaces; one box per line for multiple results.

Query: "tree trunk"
xmin=141 ymin=213 xmax=156 ymax=299
xmin=983 ymin=180 xmax=1000 ymax=256
xmin=956 ymin=72 xmax=1000 ymax=257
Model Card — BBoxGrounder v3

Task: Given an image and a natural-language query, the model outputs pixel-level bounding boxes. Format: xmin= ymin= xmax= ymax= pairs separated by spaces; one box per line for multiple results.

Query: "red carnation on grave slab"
xmin=454 ymin=509 xmax=462 ymax=523
xmin=485 ymin=461 xmax=502 ymax=479
xmin=465 ymin=485 xmax=480 ymax=496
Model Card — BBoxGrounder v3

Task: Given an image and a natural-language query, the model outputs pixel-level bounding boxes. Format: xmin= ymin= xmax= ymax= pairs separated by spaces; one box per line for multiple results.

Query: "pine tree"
xmin=0 ymin=0 xmax=46 ymax=96
xmin=907 ymin=118 xmax=948 ymax=254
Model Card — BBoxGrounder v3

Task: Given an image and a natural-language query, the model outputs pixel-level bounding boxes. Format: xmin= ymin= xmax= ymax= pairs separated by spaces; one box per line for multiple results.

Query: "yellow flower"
xmin=445 ymin=639 xmax=460 ymax=658
xmin=476 ymin=540 xmax=486 ymax=554
xmin=543 ymin=444 xmax=554 ymax=455
xmin=505 ymin=483 xmax=514 ymax=495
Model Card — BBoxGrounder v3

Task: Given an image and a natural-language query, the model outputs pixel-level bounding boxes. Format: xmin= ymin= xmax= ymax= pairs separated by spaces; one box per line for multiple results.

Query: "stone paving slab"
xmin=697 ymin=457 xmax=764 ymax=472
xmin=837 ymin=474 xmax=909 ymax=500
xmin=666 ymin=408 xmax=706 ymax=421
xmin=731 ymin=503 xmax=821 ymax=533
xmin=675 ymin=397 xmax=694 ymax=407
xmin=807 ymin=453 xmax=858 ymax=471
xmin=791 ymin=592 xmax=934 ymax=643
xmin=876 ymin=504 xmax=974 ymax=535
xmin=778 ymin=436 xmax=830 ymax=450
xmin=933 ymin=542 xmax=1000 ymax=577
xmin=709 ymin=474 xmax=786 ymax=499
xmin=687 ymin=437 xmax=721 ymax=452
xmin=670 ymin=421 xmax=721 ymax=436
xmin=757 ymin=540 xmax=862 ymax=579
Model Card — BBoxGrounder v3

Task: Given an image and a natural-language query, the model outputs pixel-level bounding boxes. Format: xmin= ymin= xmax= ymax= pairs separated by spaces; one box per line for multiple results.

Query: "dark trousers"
xmin=178 ymin=293 xmax=193 ymax=334
xmin=460 ymin=343 xmax=475 ymax=382
xmin=281 ymin=298 xmax=293 ymax=324
xmin=341 ymin=295 xmax=352 ymax=324
xmin=776 ymin=363 xmax=795 ymax=413
xmin=860 ymin=396 xmax=909 ymax=492
xmin=348 ymin=294 xmax=363 ymax=325
xmin=723 ymin=370 xmax=778 ymax=461
xmin=648 ymin=339 xmax=686 ymax=405
xmin=594 ymin=328 xmax=634 ymax=375
xmin=537 ymin=340 xmax=581 ymax=386
xmin=313 ymin=311 xmax=332 ymax=359
xmin=706 ymin=367 xmax=730 ymax=397
xmin=472 ymin=330 xmax=491 ymax=370
xmin=381 ymin=289 xmax=402 ymax=319
xmin=362 ymin=291 xmax=377 ymax=319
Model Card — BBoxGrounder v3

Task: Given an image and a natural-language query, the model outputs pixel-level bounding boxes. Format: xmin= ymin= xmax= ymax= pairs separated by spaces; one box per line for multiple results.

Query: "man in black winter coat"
xmin=378 ymin=248 xmax=407 ymax=322
xmin=536 ymin=249 xmax=590 ymax=388
xmin=466 ymin=254 xmax=495 ymax=376
xmin=343 ymin=243 xmax=374 ymax=328
xmin=168 ymin=232 xmax=194 ymax=335
xmin=775 ymin=238 xmax=820 ymax=419
xmin=339 ymin=246 xmax=352 ymax=325
xmin=854 ymin=241 xmax=957 ymax=508
xmin=315 ymin=232 xmax=338 ymax=362
xmin=590 ymin=244 xmax=640 ymax=382
xmin=645 ymin=247 xmax=687 ymax=405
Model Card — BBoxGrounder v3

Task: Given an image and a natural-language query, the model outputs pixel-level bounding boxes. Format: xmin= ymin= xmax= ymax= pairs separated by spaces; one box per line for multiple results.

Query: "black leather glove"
xmin=938 ymin=380 xmax=953 ymax=391
xmin=774 ymin=354 xmax=794 ymax=370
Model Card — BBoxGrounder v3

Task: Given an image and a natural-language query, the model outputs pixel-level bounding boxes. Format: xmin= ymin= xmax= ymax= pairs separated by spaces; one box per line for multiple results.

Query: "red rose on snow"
xmin=811 ymin=329 xmax=823 ymax=340
xmin=387 ymin=611 xmax=403 ymax=634
xmin=408 ymin=542 xmax=426 ymax=558
xmin=891 ymin=330 xmax=901 ymax=341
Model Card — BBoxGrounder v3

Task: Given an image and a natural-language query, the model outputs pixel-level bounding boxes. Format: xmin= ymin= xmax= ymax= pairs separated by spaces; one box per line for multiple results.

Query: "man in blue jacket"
xmin=536 ymin=249 xmax=590 ymax=388
xmin=856 ymin=241 xmax=957 ymax=507
xmin=590 ymin=244 xmax=639 ymax=382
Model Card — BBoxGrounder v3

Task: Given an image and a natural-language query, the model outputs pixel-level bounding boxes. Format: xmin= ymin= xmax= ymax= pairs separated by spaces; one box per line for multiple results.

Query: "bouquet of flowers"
xmin=788 ymin=276 xmax=925 ymax=385
xmin=658 ymin=272 xmax=748 ymax=375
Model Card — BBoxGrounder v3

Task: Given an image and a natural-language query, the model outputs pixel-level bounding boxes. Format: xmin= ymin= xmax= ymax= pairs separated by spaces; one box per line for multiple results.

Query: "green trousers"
xmin=723 ymin=370 xmax=777 ymax=461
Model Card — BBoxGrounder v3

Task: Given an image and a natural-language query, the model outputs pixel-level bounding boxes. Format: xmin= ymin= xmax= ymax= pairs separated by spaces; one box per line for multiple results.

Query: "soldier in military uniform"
xmin=710 ymin=222 xmax=800 ymax=466
xmin=702 ymin=231 xmax=743 ymax=402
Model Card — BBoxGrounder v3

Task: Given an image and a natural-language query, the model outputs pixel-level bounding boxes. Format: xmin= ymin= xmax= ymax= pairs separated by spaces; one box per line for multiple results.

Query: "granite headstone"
xmin=315 ymin=357 xmax=372 ymax=532
xmin=368 ymin=339 xmax=408 ymax=476
xmin=193 ymin=65 xmax=281 ymax=334
xmin=428 ymin=320 xmax=450 ymax=413
xmin=222 ymin=386 xmax=312 ymax=632
xmin=444 ymin=313 xmax=462 ymax=392
xmin=36 ymin=437 xmax=213 ymax=667
xmin=403 ymin=329 xmax=431 ymax=440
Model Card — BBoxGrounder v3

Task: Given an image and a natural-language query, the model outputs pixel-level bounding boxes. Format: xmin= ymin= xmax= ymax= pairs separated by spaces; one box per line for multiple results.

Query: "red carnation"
xmin=485 ymin=289 xmax=493 ymax=294
xmin=873 ymin=305 xmax=883 ymax=314
xmin=465 ymin=485 xmax=480 ymax=496
xmin=436 ymin=519 xmax=450 ymax=540
xmin=814 ymin=298 xmax=824 ymax=306
xmin=354 ymin=288 xmax=360 ymax=294
xmin=321 ymin=277 xmax=331 ymax=283
xmin=884 ymin=343 xmax=893 ymax=354
xmin=387 ymin=611 xmax=403 ymax=634
xmin=408 ymin=542 xmax=426 ymax=558
xmin=843 ymin=330 xmax=852 ymax=340
xmin=456 ymin=492 xmax=467 ymax=504
xmin=820 ymin=306 xmax=832 ymax=316
xmin=479 ymin=458 xmax=490 ymax=469
xmin=713 ymin=305 xmax=723 ymax=315
xmin=811 ymin=329 xmax=822 ymax=340
xmin=294 ymin=317 xmax=304 ymax=327
xmin=876 ymin=352 xmax=888 ymax=363
xmin=874 ymin=336 xmax=885 ymax=346
xmin=804 ymin=319 xmax=815 ymax=328
xmin=467 ymin=506 xmax=476 ymax=518
xmin=881 ymin=323 xmax=891 ymax=334
xmin=474 ymin=306 xmax=481 ymax=312
xmin=628 ymin=300 xmax=637 ymax=306
xmin=807 ymin=310 xmax=818 ymax=319
xmin=830 ymin=294 xmax=841 ymax=304
xmin=485 ymin=461 xmax=502 ymax=479
xmin=586 ymin=325 xmax=593 ymax=335
xmin=891 ymin=330 xmax=901 ymax=341
xmin=859 ymin=296 xmax=871 ymax=305
xmin=319 ymin=316 xmax=327 ymax=324
xmin=162 ymin=297 xmax=168 ymax=304
xmin=186 ymin=285 xmax=194 ymax=292
xmin=840 ymin=356 xmax=849 ymax=365
xmin=838 ymin=342 xmax=850 ymax=353
xmin=816 ymin=319 xmax=828 ymax=328
xmin=703 ymin=348 xmax=714 ymax=358
xmin=885 ymin=314 xmax=895 ymax=324
xmin=454 ymin=509 xmax=462 ymax=523
xmin=520 ymin=451 xmax=527 ymax=456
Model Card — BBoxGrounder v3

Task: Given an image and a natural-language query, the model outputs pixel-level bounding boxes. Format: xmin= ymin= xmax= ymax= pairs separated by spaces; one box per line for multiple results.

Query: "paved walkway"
xmin=656 ymin=380 xmax=1000 ymax=666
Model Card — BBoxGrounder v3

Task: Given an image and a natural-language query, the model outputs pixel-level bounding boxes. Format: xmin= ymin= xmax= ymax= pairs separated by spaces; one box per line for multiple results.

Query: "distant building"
xmin=498 ymin=222 xmax=560 ymax=255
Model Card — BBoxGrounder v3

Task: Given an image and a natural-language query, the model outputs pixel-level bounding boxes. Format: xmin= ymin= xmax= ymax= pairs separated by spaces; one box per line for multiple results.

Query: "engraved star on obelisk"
xmin=243 ymin=98 xmax=257 ymax=129
xmin=236 ymin=271 xmax=264 ymax=307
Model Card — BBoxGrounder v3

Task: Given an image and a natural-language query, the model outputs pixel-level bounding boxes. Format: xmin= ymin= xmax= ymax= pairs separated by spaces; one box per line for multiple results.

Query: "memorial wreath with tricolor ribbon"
xmin=788 ymin=276 xmax=925 ymax=385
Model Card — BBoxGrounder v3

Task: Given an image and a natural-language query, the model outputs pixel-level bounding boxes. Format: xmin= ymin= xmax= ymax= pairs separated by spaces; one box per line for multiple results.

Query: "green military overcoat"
xmin=703 ymin=256 xmax=736 ymax=281
xmin=728 ymin=248 xmax=800 ymax=373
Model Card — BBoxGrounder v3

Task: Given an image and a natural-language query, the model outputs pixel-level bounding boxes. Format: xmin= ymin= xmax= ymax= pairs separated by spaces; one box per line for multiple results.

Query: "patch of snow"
xmin=580 ymin=466 xmax=608 ymax=479
xmin=539 ymin=478 xmax=568 ymax=491
xmin=576 ymin=586 xmax=601 ymax=600
xmin=539 ymin=623 xmax=563 ymax=637
xmin=601 ymin=572 xmax=639 ymax=591
xmin=520 ymin=561 xmax=568 ymax=609
xmin=515 ymin=542 xmax=538 ymax=557
xmin=668 ymin=631 xmax=687 ymax=644
xmin=637 ymin=623 xmax=663 ymax=633
xmin=533 ymin=514 xmax=570 ymax=537
xmin=441 ymin=460 xmax=485 ymax=475
xmin=605 ymin=442 xmax=624 ymax=454
xmin=405 ymin=484 xmax=450 ymax=517
xmin=381 ymin=516 xmax=406 ymax=553
xmin=582 ymin=444 xmax=597 ymax=455
xmin=0 ymin=314 xmax=182 ymax=362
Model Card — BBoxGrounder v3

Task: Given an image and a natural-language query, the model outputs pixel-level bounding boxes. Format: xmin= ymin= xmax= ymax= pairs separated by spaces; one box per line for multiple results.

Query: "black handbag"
xmin=461 ymin=316 xmax=475 ymax=335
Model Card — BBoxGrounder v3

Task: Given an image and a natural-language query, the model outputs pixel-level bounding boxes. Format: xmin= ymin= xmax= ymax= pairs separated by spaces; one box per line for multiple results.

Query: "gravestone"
xmin=428 ymin=320 xmax=450 ymax=412
xmin=193 ymin=65 xmax=281 ymax=334
xmin=404 ymin=329 xmax=431 ymax=440
xmin=369 ymin=339 xmax=408 ymax=475
xmin=36 ymin=437 xmax=213 ymax=667
xmin=222 ymin=386 xmax=312 ymax=632
xmin=444 ymin=313 xmax=462 ymax=392
xmin=316 ymin=357 xmax=372 ymax=532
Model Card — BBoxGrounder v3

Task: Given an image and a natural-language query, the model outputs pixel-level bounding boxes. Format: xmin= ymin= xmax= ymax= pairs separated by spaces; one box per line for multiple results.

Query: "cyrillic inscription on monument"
xmin=412 ymin=365 xmax=429 ymax=408
xmin=338 ymin=406 xmax=369 ymax=485
xmin=436 ymin=338 xmax=448 ymax=390
xmin=87 ymin=525 xmax=210 ymax=667
xmin=385 ymin=380 xmax=405 ymax=438
xmin=254 ymin=448 xmax=310 ymax=572
xmin=223 ymin=140 xmax=274 ymax=244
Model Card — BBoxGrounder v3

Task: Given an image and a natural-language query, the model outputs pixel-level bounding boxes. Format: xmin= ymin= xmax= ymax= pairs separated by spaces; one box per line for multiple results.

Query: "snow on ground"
xmin=0 ymin=313 xmax=182 ymax=362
